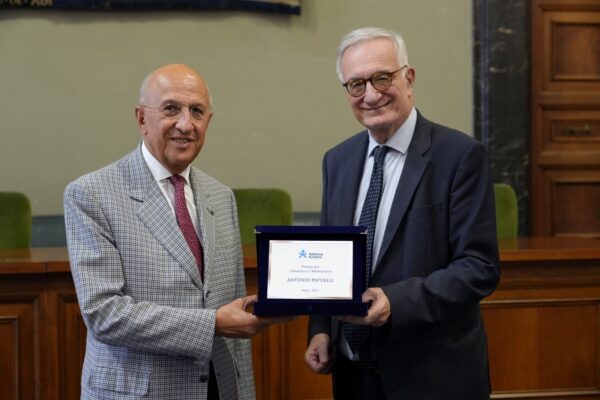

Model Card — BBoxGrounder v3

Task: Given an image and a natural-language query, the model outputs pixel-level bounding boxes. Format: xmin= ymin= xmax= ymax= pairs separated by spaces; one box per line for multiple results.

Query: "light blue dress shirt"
xmin=340 ymin=107 xmax=417 ymax=360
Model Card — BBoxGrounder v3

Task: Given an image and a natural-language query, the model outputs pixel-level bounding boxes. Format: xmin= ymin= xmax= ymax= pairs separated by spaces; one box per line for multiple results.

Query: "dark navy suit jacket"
xmin=309 ymin=111 xmax=500 ymax=400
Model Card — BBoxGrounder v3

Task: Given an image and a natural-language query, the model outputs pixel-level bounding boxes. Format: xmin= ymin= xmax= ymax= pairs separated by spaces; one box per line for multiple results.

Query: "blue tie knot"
xmin=372 ymin=145 xmax=388 ymax=165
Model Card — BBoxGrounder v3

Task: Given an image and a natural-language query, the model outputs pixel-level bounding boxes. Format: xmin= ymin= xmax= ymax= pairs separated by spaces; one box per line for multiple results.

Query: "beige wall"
xmin=0 ymin=0 xmax=472 ymax=215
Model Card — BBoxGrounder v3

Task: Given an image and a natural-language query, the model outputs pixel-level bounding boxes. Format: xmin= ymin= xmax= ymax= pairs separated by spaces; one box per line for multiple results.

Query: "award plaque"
xmin=252 ymin=225 xmax=368 ymax=316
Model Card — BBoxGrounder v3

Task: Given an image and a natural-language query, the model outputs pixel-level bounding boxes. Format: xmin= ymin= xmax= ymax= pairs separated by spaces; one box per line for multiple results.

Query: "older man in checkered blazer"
xmin=64 ymin=64 xmax=286 ymax=400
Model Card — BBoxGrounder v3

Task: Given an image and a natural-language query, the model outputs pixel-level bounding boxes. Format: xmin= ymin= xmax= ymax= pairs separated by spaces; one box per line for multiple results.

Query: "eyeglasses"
xmin=141 ymin=102 xmax=208 ymax=122
xmin=342 ymin=65 xmax=408 ymax=97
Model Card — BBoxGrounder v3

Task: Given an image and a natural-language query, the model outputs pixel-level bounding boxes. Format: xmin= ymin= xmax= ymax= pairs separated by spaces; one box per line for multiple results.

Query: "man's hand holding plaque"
xmin=337 ymin=287 xmax=391 ymax=327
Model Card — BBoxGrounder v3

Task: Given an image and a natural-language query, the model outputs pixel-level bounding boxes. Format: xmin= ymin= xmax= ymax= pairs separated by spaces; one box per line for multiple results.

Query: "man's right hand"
xmin=304 ymin=333 xmax=332 ymax=374
xmin=215 ymin=294 xmax=293 ymax=338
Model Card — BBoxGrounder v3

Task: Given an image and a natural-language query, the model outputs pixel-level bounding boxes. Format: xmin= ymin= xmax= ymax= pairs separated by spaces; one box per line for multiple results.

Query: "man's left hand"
xmin=338 ymin=287 xmax=391 ymax=327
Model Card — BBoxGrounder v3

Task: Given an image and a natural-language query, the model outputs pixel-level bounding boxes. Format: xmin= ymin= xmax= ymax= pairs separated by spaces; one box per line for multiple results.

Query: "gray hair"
xmin=336 ymin=27 xmax=409 ymax=82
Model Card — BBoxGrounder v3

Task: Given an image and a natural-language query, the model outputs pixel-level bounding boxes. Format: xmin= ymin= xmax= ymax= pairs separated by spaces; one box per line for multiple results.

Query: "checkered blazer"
xmin=64 ymin=145 xmax=255 ymax=400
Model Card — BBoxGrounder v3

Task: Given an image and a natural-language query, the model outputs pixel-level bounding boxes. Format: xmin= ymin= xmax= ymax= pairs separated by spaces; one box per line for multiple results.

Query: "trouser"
xmin=333 ymin=351 xmax=386 ymax=400
xmin=208 ymin=362 xmax=220 ymax=400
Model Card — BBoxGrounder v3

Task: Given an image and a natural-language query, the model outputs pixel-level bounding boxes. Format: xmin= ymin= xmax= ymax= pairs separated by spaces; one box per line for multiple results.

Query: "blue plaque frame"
xmin=253 ymin=225 xmax=368 ymax=316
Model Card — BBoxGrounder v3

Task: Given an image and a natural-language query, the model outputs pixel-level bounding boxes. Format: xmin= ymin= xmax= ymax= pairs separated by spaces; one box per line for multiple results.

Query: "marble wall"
xmin=473 ymin=0 xmax=530 ymax=235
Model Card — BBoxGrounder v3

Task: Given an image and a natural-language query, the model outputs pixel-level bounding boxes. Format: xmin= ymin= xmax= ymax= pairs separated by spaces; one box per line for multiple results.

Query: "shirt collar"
xmin=141 ymin=141 xmax=192 ymax=184
xmin=366 ymin=106 xmax=417 ymax=156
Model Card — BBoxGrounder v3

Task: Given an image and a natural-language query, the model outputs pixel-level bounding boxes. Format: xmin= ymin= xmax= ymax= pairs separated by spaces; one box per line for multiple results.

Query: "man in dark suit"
xmin=65 ymin=64 xmax=288 ymax=400
xmin=304 ymin=28 xmax=500 ymax=400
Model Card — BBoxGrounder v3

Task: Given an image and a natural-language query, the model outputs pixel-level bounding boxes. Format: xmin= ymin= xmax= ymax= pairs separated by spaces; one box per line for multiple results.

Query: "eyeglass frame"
xmin=139 ymin=101 xmax=210 ymax=122
xmin=342 ymin=65 xmax=408 ymax=97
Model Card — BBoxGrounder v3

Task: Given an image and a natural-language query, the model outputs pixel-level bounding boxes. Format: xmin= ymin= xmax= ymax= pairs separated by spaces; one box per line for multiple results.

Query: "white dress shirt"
xmin=141 ymin=141 xmax=201 ymax=238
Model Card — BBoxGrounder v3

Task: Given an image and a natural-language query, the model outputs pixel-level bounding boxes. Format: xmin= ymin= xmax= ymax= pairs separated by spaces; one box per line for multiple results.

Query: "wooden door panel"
xmin=542 ymin=10 xmax=600 ymax=91
xmin=483 ymin=301 xmax=599 ymax=393
xmin=547 ymin=170 xmax=600 ymax=238
xmin=552 ymin=19 xmax=600 ymax=80
xmin=55 ymin=292 xmax=86 ymax=400
xmin=543 ymin=109 xmax=600 ymax=151
xmin=0 ymin=294 xmax=42 ymax=400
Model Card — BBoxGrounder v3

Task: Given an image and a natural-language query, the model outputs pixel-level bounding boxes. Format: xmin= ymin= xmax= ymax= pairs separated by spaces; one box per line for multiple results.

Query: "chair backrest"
xmin=494 ymin=183 xmax=518 ymax=239
xmin=0 ymin=192 xmax=32 ymax=248
xmin=233 ymin=188 xmax=293 ymax=245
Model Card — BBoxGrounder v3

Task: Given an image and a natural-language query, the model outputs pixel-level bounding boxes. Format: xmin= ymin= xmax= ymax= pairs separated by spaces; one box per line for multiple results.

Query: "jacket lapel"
xmin=334 ymin=132 xmax=369 ymax=225
xmin=124 ymin=147 xmax=204 ymax=288
xmin=374 ymin=113 xmax=432 ymax=273
xmin=189 ymin=170 xmax=216 ymax=287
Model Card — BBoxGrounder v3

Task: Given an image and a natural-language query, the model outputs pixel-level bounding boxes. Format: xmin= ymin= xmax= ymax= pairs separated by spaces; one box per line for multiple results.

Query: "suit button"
xmin=200 ymin=374 xmax=209 ymax=383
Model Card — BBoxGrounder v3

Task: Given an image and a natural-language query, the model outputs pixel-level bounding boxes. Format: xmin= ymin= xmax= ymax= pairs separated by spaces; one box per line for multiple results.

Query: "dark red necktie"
xmin=169 ymin=175 xmax=204 ymax=281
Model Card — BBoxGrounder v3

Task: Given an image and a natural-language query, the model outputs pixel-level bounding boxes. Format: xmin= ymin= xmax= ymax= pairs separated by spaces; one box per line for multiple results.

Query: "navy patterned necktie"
xmin=170 ymin=175 xmax=204 ymax=281
xmin=344 ymin=145 xmax=388 ymax=368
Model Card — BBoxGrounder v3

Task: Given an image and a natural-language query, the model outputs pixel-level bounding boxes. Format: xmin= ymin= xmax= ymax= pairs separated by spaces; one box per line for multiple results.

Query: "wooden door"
xmin=531 ymin=0 xmax=600 ymax=238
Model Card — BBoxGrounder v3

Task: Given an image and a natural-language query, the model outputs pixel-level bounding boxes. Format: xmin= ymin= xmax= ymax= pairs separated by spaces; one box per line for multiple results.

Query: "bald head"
xmin=135 ymin=63 xmax=213 ymax=174
xmin=139 ymin=64 xmax=213 ymax=109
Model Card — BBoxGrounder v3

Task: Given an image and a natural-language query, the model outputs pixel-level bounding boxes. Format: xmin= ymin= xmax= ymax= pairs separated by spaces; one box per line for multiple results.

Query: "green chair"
xmin=233 ymin=188 xmax=293 ymax=245
xmin=0 ymin=192 xmax=32 ymax=248
xmin=494 ymin=183 xmax=518 ymax=239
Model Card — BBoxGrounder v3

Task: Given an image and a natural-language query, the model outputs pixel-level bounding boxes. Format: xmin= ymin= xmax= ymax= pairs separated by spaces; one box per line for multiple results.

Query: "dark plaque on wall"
xmin=0 ymin=0 xmax=301 ymax=14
